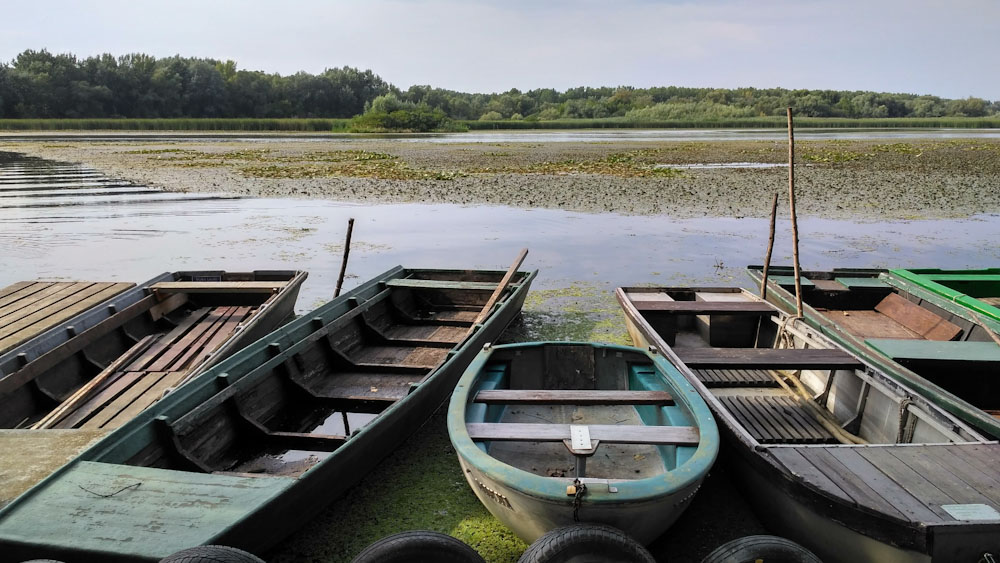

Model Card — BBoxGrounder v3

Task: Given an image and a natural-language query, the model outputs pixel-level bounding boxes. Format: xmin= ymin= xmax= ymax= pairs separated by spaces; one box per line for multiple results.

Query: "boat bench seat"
xmin=866 ymin=338 xmax=1000 ymax=363
xmin=473 ymin=390 xmax=675 ymax=406
xmin=466 ymin=422 xmax=700 ymax=446
xmin=675 ymin=348 xmax=862 ymax=370
xmin=874 ymin=293 xmax=962 ymax=341
xmin=383 ymin=279 xmax=500 ymax=291
xmin=631 ymin=301 xmax=777 ymax=315
xmin=149 ymin=281 xmax=288 ymax=294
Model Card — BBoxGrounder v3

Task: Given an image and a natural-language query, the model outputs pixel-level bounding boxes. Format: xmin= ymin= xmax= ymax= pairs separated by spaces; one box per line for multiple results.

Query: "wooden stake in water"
xmin=334 ymin=217 xmax=355 ymax=298
xmin=787 ymin=107 xmax=804 ymax=317
xmin=760 ymin=191 xmax=780 ymax=300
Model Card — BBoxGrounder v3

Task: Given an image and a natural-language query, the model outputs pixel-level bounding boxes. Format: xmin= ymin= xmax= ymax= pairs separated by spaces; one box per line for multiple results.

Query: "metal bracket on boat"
xmin=564 ymin=425 xmax=600 ymax=478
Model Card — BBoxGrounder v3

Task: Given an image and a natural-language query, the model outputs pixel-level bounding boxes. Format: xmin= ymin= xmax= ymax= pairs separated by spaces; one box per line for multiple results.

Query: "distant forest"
xmin=1 ymin=49 xmax=997 ymax=121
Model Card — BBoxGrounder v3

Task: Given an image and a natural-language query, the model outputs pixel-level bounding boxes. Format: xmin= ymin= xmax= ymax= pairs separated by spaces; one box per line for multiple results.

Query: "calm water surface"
xmin=2 ymin=150 xmax=999 ymax=312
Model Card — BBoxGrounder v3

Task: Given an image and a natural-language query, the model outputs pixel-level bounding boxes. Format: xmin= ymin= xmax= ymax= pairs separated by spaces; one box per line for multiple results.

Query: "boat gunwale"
xmin=447 ymin=340 xmax=719 ymax=506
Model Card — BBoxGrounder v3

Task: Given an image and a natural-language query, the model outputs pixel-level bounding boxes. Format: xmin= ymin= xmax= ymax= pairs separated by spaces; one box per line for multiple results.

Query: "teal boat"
xmin=747 ymin=266 xmax=1000 ymax=437
xmin=890 ymin=268 xmax=1000 ymax=325
xmin=0 ymin=265 xmax=535 ymax=562
xmin=447 ymin=341 xmax=718 ymax=545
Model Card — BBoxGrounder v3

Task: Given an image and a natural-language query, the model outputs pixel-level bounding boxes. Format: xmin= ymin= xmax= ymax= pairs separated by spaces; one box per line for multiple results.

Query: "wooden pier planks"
xmin=0 ymin=281 xmax=134 ymax=354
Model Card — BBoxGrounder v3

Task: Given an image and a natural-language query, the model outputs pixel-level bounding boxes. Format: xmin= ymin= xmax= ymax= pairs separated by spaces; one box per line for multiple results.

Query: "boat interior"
xmin=113 ymin=274 xmax=511 ymax=478
xmin=463 ymin=343 xmax=702 ymax=481
xmin=759 ymin=270 xmax=1000 ymax=413
xmin=622 ymin=286 xmax=1000 ymax=549
xmin=0 ymin=271 xmax=300 ymax=430
xmin=621 ymin=287 xmax=983 ymax=447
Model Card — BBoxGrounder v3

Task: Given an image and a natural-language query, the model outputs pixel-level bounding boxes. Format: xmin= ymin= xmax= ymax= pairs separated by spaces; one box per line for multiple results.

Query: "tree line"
xmin=1 ymin=49 xmax=997 ymax=122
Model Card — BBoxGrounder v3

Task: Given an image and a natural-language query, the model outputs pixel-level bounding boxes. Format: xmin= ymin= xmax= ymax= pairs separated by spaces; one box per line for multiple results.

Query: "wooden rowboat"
xmin=617 ymin=286 xmax=1000 ymax=563
xmin=0 ymin=265 xmax=535 ymax=562
xmin=747 ymin=266 xmax=1000 ymax=436
xmin=0 ymin=270 xmax=306 ymax=508
xmin=0 ymin=270 xmax=307 ymax=430
xmin=447 ymin=341 xmax=718 ymax=545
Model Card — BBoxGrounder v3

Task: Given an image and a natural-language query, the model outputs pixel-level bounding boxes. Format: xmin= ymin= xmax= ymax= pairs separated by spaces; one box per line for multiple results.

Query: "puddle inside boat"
xmin=2 ymin=150 xmax=1000 ymax=315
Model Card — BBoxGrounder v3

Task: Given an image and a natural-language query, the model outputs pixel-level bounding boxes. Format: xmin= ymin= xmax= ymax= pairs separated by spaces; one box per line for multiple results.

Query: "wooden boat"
xmin=0 ymin=270 xmax=306 ymax=509
xmin=617 ymin=286 xmax=1000 ymax=563
xmin=0 ymin=265 xmax=535 ymax=562
xmin=746 ymin=265 xmax=1000 ymax=436
xmin=0 ymin=270 xmax=307 ymax=430
xmin=890 ymin=268 xmax=1000 ymax=324
xmin=0 ymin=280 xmax=136 ymax=356
xmin=447 ymin=341 xmax=718 ymax=545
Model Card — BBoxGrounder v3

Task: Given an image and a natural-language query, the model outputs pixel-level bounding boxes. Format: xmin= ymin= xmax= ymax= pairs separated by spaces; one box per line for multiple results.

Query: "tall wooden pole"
xmin=334 ymin=217 xmax=355 ymax=298
xmin=759 ymin=191 xmax=780 ymax=300
xmin=787 ymin=107 xmax=804 ymax=317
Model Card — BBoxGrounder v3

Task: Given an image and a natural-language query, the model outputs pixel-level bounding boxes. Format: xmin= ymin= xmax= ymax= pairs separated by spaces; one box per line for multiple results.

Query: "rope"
xmin=571 ymin=479 xmax=587 ymax=522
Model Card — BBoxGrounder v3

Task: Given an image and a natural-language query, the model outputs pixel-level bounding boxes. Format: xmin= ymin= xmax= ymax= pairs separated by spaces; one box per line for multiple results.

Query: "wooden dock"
xmin=0 ymin=281 xmax=134 ymax=355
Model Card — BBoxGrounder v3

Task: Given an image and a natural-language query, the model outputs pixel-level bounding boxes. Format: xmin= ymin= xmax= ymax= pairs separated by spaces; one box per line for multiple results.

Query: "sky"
xmin=2 ymin=0 xmax=998 ymax=100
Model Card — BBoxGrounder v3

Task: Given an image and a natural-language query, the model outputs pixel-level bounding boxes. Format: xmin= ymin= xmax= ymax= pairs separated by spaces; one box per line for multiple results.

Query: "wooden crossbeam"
xmin=473 ymin=390 xmax=675 ymax=406
xmin=676 ymin=347 xmax=862 ymax=370
xmin=633 ymin=301 xmax=777 ymax=314
xmin=466 ymin=422 xmax=700 ymax=446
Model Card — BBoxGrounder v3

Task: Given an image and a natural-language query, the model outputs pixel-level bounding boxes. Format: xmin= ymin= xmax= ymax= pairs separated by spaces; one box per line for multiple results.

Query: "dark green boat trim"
xmin=890 ymin=268 xmax=1000 ymax=327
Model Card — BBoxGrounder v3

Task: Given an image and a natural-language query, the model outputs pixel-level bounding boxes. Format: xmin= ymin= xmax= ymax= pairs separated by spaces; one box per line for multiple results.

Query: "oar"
xmin=473 ymin=248 xmax=529 ymax=326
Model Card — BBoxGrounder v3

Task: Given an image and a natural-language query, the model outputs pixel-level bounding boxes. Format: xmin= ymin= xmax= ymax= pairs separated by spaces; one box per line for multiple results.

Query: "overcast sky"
xmin=2 ymin=1 xmax=997 ymax=99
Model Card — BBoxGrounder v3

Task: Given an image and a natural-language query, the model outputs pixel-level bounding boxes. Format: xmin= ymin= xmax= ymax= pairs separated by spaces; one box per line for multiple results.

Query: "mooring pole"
xmin=760 ymin=191 xmax=780 ymax=300
xmin=787 ymin=107 xmax=804 ymax=317
xmin=334 ymin=217 xmax=355 ymax=298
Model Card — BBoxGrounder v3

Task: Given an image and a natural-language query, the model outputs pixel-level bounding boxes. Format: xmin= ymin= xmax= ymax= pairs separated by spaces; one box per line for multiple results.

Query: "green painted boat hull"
xmin=448 ymin=342 xmax=718 ymax=544
xmin=0 ymin=266 xmax=536 ymax=562
xmin=890 ymin=268 xmax=1000 ymax=326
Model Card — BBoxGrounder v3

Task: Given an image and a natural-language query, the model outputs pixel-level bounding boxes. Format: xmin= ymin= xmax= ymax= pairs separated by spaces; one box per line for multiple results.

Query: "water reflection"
xmin=2 ymin=151 xmax=999 ymax=313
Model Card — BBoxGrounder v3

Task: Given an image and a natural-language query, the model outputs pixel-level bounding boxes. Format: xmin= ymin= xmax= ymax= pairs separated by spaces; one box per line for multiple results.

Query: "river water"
xmin=2 ymin=146 xmax=999 ymax=312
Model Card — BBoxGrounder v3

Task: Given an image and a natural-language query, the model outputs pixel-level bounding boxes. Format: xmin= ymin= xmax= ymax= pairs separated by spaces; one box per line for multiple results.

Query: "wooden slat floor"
xmin=770 ymin=443 xmax=1000 ymax=525
xmin=0 ymin=281 xmax=134 ymax=355
xmin=47 ymin=305 xmax=257 ymax=430
xmin=719 ymin=394 xmax=835 ymax=444
xmin=695 ymin=368 xmax=780 ymax=387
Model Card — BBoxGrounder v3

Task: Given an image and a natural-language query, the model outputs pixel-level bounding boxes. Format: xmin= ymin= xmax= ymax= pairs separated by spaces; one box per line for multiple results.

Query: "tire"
xmin=159 ymin=545 xmax=266 ymax=563
xmin=701 ymin=535 xmax=823 ymax=563
xmin=517 ymin=524 xmax=656 ymax=563
xmin=350 ymin=530 xmax=486 ymax=563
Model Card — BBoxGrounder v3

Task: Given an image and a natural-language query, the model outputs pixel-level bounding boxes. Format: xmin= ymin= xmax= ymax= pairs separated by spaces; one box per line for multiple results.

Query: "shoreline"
xmin=2 ymin=137 xmax=999 ymax=220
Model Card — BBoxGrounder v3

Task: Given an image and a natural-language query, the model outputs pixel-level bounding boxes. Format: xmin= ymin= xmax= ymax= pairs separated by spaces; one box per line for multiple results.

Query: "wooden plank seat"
xmin=149 ymin=281 xmax=288 ymax=294
xmin=676 ymin=348 xmax=863 ymax=370
xmin=865 ymin=338 xmax=1000 ymax=363
xmin=383 ymin=279 xmax=502 ymax=291
xmin=694 ymin=368 xmax=781 ymax=387
xmin=719 ymin=394 xmax=835 ymax=444
xmin=632 ymin=301 xmax=777 ymax=315
xmin=875 ymin=293 xmax=962 ymax=341
xmin=473 ymin=390 xmax=675 ymax=406
xmin=466 ymin=422 xmax=700 ymax=446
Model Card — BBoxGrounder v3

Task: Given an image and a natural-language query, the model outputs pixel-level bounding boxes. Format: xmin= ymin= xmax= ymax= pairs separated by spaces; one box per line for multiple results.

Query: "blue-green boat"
xmin=447 ymin=341 xmax=718 ymax=545
xmin=0 ymin=265 xmax=535 ymax=562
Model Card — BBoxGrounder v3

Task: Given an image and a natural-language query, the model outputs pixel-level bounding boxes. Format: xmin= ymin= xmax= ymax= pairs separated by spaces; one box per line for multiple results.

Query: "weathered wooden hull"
xmin=448 ymin=342 xmax=718 ymax=544
xmin=747 ymin=265 xmax=1000 ymax=437
xmin=0 ymin=270 xmax=307 ymax=429
xmin=0 ymin=266 xmax=535 ymax=562
xmin=618 ymin=286 xmax=1000 ymax=562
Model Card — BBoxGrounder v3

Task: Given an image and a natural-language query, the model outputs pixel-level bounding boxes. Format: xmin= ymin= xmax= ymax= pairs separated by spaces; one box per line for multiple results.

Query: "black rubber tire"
xmin=158 ymin=545 xmax=266 ymax=563
xmin=350 ymin=530 xmax=486 ymax=563
xmin=700 ymin=535 xmax=823 ymax=563
xmin=516 ymin=524 xmax=656 ymax=563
